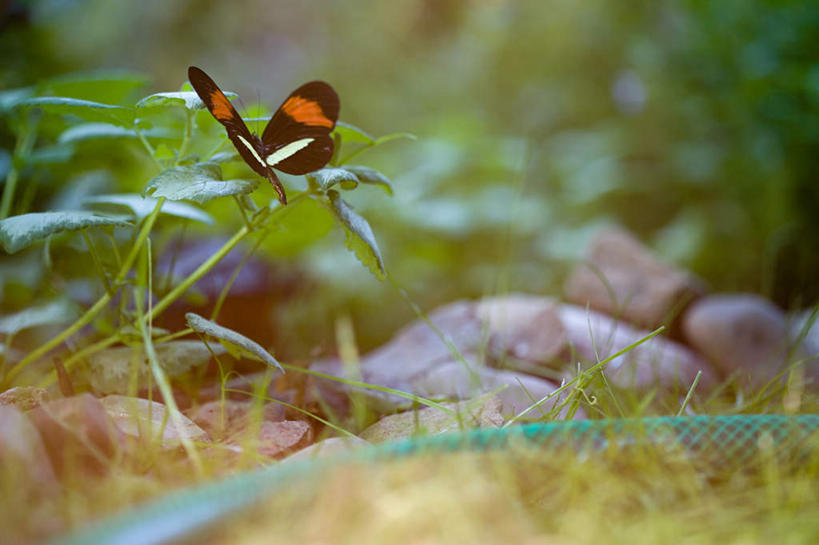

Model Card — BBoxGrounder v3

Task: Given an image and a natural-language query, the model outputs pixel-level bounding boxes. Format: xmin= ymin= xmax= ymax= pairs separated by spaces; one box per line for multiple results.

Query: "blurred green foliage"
xmin=2 ymin=0 xmax=818 ymax=355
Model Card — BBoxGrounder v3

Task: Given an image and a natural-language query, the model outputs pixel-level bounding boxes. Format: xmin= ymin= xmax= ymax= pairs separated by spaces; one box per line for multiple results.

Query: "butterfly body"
xmin=188 ymin=66 xmax=339 ymax=205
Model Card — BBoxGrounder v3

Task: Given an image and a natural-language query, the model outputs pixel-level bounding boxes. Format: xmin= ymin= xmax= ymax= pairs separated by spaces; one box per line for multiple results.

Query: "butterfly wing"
xmin=187 ymin=66 xmax=271 ymax=179
xmin=261 ymin=81 xmax=340 ymax=175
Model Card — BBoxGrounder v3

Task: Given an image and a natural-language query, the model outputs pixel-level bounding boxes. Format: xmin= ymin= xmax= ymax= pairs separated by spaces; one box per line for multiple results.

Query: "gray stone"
xmin=358 ymin=300 xmax=484 ymax=386
xmin=476 ymin=294 xmax=567 ymax=363
xmin=360 ymin=396 xmax=504 ymax=443
xmin=0 ymin=386 xmax=50 ymax=411
xmin=0 ymin=405 xmax=58 ymax=488
xmin=284 ymin=436 xmax=371 ymax=463
xmin=559 ymin=304 xmax=714 ymax=389
xmin=565 ymin=228 xmax=705 ymax=329
xmin=682 ymin=294 xmax=789 ymax=388
xmin=28 ymin=393 xmax=125 ymax=474
xmin=412 ymin=362 xmax=578 ymax=417
xmin=100 ymin=395 xmax=209 ymax=449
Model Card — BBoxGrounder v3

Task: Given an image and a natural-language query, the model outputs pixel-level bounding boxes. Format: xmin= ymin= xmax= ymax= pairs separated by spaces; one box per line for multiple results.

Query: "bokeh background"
xmin=2 ymin=0 xmax=819 ymax=356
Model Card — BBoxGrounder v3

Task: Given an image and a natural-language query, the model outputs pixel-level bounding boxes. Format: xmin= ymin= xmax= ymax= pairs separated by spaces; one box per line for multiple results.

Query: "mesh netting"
xmin=51 ymin=415 xmax=819 ymax=545
xmin=379 ymin=414 xmax=819 ymax=469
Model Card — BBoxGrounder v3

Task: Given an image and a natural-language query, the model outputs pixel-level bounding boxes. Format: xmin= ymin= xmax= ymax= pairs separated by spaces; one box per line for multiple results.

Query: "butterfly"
xmin=188 ymin=66 xmax=340 ymax=205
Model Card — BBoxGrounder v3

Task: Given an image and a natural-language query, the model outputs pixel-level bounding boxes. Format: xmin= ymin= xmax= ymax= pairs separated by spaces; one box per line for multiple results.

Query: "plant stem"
xmin=134 ymin=124 xmax=163 ymax=170
xmin=144 ymin=190 xmax=309 ymax=325
xmin=82 ymin=229 xmax=113 ymax=295
xmin=147 ymin=222 xmax=250 ymax=322
xmin=134 ymin=248 xmax=204 ymax=475
xmin=5 ymin=199 xmax=166 ymax=385
xmin=176 ymin=111 xmax=193 ymax=165
xmin=0 ymin=114 xmax=39 ymax=220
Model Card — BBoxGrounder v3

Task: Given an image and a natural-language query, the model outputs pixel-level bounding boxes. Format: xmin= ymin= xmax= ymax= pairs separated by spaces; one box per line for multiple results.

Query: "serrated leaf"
xmin=308 ymin=167 xmax=360 ymax=191
xmin=343 ymin=165 xmax=393 ymax=195
xmin=185 ymin=312 xmax=283 ymax=373
xmin=0 ymin=211 xmax=132 ymax=254
xmin=18 ymin=97 xmax=134 ymax=127
xmin=0 ymin=299 xmax=78 ymax=335
xmin=86 ymin=341 xmax=227 ymax=395
xmin=334 ymin=121 xmax=374 ymax=145
xmin=85 ymin=194 xmax=214 ymax=225
xmin=143 ymin=163 xmax=259 ymax=204
xmin=137 ymin=90 xmax=236 ymax=111
xmin=327 ymin=190 xmax=386 ymax=279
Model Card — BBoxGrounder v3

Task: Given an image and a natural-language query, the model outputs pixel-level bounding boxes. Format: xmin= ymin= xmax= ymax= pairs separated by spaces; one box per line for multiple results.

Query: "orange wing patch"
xmin=210 ymin=90 xmax=235 ymax=121
xmin=281 ymin=96 xmax=333 ymax=128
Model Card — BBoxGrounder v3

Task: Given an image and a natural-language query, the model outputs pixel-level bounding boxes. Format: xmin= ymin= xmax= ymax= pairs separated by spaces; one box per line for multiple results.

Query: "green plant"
xmin=0 ymin=71 xmax=411 ymax=391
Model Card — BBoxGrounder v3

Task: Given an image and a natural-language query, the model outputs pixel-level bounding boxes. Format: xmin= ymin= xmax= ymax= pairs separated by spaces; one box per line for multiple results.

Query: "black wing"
xmin=188 ymin=66 xmax=269 ymax=178
xmin=261 ymin=81 xmax=339 ymax=175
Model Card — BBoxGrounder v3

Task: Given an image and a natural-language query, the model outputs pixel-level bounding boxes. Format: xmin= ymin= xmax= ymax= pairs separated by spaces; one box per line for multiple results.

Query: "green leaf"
xmin=137 ymin=90 xmax=236 ymax=111
xmin=28 ymin=145 xmax=74 ymax=166
xmin=18 ymin=97 xmax=134 ymax=127
xmin=153 ymin=143 xmax=176 ymax=161
xmin=334 ymin=121 xmax=375 ymax=145
xmin=185 ymin=312 xmax=284 ymax=373
xmin=57 ymin=123 xmax=136 ymax=143
xmin=0 ymin=211 xmax=132 ymax=254
xmin=326 ymin=190 xmax=386 ymax=279
xmin=374 ymin=132 xmax=417 ymax=146
xmin=0 ymin=87 xmax=34 ymax=112
xmin=84 ymin=194 xmax=214 ymax=225
xmin=209 ymin=150 xmax=239 ymax=164
xmin=0 ymin=299 xmax=78 ymax=335
xmin=307 ymin=167 xmax=360 ymax=191
xmin=58 ymin=123 xmax=175 ymax=144
xmin=343 ymin=165 xmax=394 ymax=195
xmin=262 ymin=196 xmax=334 ymax=256
xmin=143 ymin=163 xmax=259 ymax=204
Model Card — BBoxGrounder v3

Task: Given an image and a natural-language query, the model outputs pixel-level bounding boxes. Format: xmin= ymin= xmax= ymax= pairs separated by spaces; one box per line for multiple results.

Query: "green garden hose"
xmin=50 ymin=414 xmax=819 ymax=545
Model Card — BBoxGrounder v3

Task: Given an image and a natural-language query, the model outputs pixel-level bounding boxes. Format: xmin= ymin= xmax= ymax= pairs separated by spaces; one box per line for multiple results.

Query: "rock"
xmin=412 ymin=362 xmax=579 ymax=418
xmin=358 ymin=301 xmax=484 ymax=387
xmin=27 ymin=393 xmax=125 ymax=474
xmin=0 ymin=405 xmax=58 ymax=489
xmin=309 ymin=301 xmax=486 ymax=413
xmin=86 ymin=341 xmax=227 ymax=395
xmin=0 ymin=386 xmax=50 ymax=411
xmin=186 ymin=399 xmax=285 ymax=440
xmin=360 ymin=396 xmax=504 ymax=443
xmin=560 ymin=304 xmax=713 ymax=389
xmin=284 ymin=436 xmax=371 ymax=462
xmin=99 ymin=395 xmax=209 ymax=449
xmin=682 ymin=294 xmax=791 ymax=388
xmin=310 ymin=297 xmax=578 ymax=415
xmin=252 ymin=420 xmax=313 ymax=458
xmin=476 ymin=295 xmax=567 ymax=363
xmin=564 ymin=228 xmax=705 ymax=329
